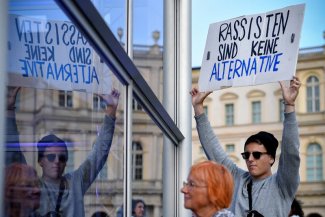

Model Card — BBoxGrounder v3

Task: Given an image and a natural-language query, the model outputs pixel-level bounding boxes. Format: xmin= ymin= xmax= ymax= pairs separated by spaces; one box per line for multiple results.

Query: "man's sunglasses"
xmin=241 ymin=151 xmax=268 ymax=160
xmin=44 ymin=153 xmax=67 ymax=163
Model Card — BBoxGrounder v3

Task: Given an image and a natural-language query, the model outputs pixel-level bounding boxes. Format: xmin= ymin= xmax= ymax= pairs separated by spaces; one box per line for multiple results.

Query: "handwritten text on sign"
xmin=199 ymin=4 xmax=305 ymax=91
xmin=7 ymin=14 xmax=112 ymax=94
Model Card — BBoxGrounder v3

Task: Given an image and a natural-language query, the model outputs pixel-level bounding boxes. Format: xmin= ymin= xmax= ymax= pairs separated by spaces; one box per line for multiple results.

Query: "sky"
xmin=192 ymin=0 xmax=325 ymax=67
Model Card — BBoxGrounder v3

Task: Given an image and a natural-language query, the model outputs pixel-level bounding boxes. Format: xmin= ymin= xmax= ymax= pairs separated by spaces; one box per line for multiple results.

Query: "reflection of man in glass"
xmin=5 ymin=86 xmax=119 ymax=216
xmin=36 ymin=88 xmax=120 ymax=217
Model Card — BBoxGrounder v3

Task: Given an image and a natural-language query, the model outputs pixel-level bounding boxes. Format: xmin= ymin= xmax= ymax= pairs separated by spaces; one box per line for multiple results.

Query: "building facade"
xmin=192 ymin=45 xmax=325 ymax=216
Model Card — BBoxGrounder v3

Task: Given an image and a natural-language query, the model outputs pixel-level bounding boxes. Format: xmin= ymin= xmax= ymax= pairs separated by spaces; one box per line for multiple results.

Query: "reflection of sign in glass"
xmin=7 ymin=14 xmax=112 ymax=94
xmin=199 ymin=4 xmax=305 ymax=91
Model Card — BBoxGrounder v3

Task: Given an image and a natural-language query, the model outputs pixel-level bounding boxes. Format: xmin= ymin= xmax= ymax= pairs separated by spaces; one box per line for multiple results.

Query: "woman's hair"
xmin=5 ymin=163 xmax=38 ymax=192
xmin=4 ymin=162 xmax=40 ymax=215
xmin=132 ymin=199 xmax=145 ymax=216
xmin=190 ymin=160 xmax=234 ymax=209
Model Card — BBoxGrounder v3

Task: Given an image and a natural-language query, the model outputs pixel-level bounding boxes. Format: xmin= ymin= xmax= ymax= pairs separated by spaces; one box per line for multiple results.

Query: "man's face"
xmin=39 ymin=146 xmax=67 ymax=182
xmin=244 ymin=143 xmax=274 ymax=180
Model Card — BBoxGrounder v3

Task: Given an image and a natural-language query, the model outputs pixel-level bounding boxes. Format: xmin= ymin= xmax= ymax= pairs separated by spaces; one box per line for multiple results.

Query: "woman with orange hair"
xmin=4 ymin=163 xmax=41 ymax=217
xmin=181 ymin=160 xmax=234 ymax=217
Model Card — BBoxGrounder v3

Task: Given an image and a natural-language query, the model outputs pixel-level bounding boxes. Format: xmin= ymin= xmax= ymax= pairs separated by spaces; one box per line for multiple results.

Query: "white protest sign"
xmin=7 ymin=14 xmax=112 ymax=94
xmin=199 ymin=4 xmax=305 ymax=91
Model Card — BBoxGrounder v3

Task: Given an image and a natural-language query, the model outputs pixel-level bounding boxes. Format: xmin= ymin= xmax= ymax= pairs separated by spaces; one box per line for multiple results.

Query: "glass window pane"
xmin=306 ymin=143 xmax=323 ymax=181
xmin=132 ymin=100 xmax=164 ymax=217
xmin=226 ymin=144 xmax=235 ymax=153
xmin=306 ymin=76 xmax=320 ymax=113
xmin=225 ymin=104 xmax=234 ymax=126
xmin=92 ymin=0 xmax=165 ymax=104
xmin=252 ymin=101 xmax=261 ymax=123
xmin=91 ymin=0 xmax=126 ymax=45
xmin=5 ymin=2 xmax=125 ymax=217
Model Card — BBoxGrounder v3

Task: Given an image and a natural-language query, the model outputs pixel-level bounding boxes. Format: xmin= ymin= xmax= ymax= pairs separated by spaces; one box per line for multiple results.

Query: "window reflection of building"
xmin=93 ymin=95 xmax=107 ymax=110
xmin=59 ymin=90 xmax=73 ymax=108
xmin=132 ymin=99 xmax=142 ymax=111
xmin=132 ymin=141 xmax=143 ymax=180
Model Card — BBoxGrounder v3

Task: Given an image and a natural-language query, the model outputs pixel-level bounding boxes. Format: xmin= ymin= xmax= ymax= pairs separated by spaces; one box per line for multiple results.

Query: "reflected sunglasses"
xmin=44 ymin=153 xmax=67 ymax=163
xmin=241 ymin=151 xmax=268 ymax=160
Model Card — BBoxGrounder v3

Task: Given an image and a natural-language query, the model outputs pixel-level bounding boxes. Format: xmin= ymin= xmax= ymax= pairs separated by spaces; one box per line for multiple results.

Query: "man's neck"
xmin=251 ymin=170 xmax=272 ymax=181
xmin=42 ymin=176 xmax=61 ymax=184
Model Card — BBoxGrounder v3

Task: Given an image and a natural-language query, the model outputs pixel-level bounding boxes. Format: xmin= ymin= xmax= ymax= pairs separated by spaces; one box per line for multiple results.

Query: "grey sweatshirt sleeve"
xmin=277 ymin=112 xmax=300 ymax=198
xmin=195 ymin=113 xmax=244 ymax=177
xmin=75 ymin=115 xmax=116 ymax=194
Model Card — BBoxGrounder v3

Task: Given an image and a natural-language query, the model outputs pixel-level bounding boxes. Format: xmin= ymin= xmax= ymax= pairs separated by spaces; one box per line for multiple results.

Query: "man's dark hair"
xmin=244 ymin=131 xmax=278 ymax=163
xmin=290 ymin=198 xmax=304 ymax=217
xmin=91 ymin=211 xmax=109 ymax=217
xmin=37 ymin=134 xmax=68 ymax=162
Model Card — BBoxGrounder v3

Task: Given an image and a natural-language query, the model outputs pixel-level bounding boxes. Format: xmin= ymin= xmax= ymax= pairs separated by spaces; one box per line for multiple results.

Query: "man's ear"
xmin=270 ymin=158 xmax=275 ymax=165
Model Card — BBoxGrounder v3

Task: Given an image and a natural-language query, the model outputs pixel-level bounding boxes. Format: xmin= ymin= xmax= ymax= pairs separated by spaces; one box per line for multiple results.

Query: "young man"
xmin=36 ymin=89 xmax=120 ymax=217
xmin=190 ymin=76 xmax=301 ymax=216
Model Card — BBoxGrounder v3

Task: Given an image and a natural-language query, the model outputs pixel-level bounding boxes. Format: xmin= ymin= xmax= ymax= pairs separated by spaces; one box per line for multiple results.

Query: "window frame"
xmin=132 ymin=141 xmax=143 ymax=180
xmin=59 ymin=90 xmax=73 ymax=108
xmin=306 ymin=75 xmax=320 ymax=113
xmin=252 ymin=101 xmax=261 ymax=124
xmin=306 ymin=143 xmax=323 ymax=181
xmin=225 ymin=103 xmax=234 ymax=126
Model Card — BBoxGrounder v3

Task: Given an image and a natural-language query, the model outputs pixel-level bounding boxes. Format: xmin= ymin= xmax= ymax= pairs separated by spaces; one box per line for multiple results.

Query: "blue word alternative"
xmin=209 ymin=53 xmax=283 ymax=81
xmin=19 ymin=60 xmax=99 ymax=85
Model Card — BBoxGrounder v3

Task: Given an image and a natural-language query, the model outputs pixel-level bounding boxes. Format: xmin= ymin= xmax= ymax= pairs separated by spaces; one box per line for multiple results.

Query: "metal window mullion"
xmin=0 ymin=1 xmax=8 ymax=216
xmin=124 ymin=0 xmax=134 ymax=215
xmin=178 ymin=0 xmax=192 ymax=216
xmin=163 ymin=0 xmax=177 ymax=216
xmin=123 ymin=83 xmax=133 ymax=217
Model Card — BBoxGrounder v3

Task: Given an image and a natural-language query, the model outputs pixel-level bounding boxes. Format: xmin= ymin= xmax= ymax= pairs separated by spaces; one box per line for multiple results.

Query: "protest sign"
xmin=199 ymin=4 xmax=305 ymax=91
xmin=7 ymin=14 xmax=112 ymax=94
